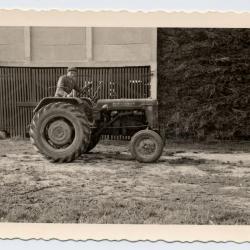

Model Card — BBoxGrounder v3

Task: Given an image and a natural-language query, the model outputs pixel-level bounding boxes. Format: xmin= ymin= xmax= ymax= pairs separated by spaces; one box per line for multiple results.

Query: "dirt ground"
xmin=0 ymin=138 xmax=249 ymax=224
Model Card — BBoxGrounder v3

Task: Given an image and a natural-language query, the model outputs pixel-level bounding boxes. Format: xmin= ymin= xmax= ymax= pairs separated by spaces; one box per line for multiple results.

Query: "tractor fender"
xmin=33 ymin=97 xmax=85 ymax=113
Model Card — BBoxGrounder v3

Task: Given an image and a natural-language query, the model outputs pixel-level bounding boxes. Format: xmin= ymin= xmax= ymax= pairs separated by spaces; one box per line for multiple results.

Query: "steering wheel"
xmin=79 ymin=84 xmax=93 ymax=99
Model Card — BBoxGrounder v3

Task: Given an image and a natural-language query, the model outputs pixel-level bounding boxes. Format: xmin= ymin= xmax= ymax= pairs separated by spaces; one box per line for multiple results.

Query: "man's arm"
xmin=73 ymin=82 xmax=82 ymax=93
xmin=56 ymin=75 xmax=64 ymax=88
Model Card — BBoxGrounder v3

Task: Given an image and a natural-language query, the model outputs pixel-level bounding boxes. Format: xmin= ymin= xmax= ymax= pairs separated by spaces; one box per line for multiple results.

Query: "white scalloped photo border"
xmin=0 ymin=9 xmax=249 ymax=242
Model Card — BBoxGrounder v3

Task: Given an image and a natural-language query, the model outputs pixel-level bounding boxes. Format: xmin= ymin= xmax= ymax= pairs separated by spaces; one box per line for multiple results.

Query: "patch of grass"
xmin=0 ymin=208 xmax=8 ymax=219
xmin=1 ymin=191 xmax=250 ymax=224
xmin=78 ymin=198 xmax=250 ymax=224
xmin=38 ymin=203 xmax=82 ymax=223
xmin=5 ymin=206 xmax=40 ymax=222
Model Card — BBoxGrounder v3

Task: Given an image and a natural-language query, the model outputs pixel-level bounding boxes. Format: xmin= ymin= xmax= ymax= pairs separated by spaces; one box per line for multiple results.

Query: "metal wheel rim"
xmin=42 ymin=117 xmax=75 ymax=149
xmin=135 ymin=136 xmax=158 ymax=157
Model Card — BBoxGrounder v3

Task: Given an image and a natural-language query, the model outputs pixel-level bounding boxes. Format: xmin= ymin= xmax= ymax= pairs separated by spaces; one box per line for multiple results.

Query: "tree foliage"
xmin=158 ymin=28 xmax=250 ymax=140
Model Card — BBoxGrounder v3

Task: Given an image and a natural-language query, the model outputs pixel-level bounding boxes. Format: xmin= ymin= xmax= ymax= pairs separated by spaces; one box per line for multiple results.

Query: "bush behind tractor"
xmin=29 ymin=83 xmax=165 ymax=163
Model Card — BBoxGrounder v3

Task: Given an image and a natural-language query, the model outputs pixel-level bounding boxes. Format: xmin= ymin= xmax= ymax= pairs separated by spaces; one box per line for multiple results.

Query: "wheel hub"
xmin=137 ymin=138 xmax=156 ymax=155
xmin=47 ymin=119 xmax=72 ymax=146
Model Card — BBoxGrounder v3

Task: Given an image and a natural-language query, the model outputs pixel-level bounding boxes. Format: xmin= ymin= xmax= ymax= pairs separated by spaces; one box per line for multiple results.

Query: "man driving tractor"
xmin=31 ymin=65 xmax=164 ymax=163
xmin=54 ymin=67 xmax=81 ymax=97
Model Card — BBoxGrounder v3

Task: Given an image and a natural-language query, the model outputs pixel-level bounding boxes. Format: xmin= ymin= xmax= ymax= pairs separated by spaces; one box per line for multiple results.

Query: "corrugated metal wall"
xmin=0 ymin=66 xmax=151 ymax=137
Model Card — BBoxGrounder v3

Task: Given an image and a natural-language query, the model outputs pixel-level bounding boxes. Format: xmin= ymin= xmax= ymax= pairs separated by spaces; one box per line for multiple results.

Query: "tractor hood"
xmin=95 ymin=98 xmax=158 ymax=111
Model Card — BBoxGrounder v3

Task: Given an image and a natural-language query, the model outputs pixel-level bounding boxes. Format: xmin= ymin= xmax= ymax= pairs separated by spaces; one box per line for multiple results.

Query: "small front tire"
xmin=130 ymin=130 xmax=164 ymax=163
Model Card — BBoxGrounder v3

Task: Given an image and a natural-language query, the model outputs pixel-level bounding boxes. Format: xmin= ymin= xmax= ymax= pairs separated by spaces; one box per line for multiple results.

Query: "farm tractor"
xmin=29 ymin=82 xmax=165 ymax=163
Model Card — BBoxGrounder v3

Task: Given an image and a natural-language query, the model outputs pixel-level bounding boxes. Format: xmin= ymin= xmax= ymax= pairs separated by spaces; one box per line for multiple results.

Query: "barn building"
xmin=0 ymin=27 xmax=157 ymax=137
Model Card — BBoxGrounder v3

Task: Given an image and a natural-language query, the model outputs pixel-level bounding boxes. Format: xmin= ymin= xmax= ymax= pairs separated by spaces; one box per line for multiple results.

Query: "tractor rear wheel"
xmin=29 ymin=102 xmax=91 ymax=162
xmin=130 ymin=130 xmax=164 ymax=163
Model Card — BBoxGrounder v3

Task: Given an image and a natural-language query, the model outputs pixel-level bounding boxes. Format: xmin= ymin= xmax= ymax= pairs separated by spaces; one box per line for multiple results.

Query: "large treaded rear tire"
xmin=29 ymin=102 xmax=91 ymax=163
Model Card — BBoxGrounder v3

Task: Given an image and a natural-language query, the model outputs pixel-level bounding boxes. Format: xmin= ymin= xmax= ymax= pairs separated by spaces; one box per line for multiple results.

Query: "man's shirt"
xmin=56 ymin=75 xmax=80 ymax=94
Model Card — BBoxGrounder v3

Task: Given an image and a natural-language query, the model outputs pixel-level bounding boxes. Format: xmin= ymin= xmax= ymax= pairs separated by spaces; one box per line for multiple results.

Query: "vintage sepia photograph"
xmin=0 ymin=26 xmax=249 ymax=225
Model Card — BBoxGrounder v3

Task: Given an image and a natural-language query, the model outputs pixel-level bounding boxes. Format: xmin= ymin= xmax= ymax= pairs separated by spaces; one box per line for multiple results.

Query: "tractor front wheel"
xmin=29 ymin=102 xmax=91 ymax=162
xmin=130 ymin=130 xmax=164 ymax=163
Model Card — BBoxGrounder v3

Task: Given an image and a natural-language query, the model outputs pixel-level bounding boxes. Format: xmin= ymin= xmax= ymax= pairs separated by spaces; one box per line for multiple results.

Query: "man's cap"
xmin=67 ymin=67 xmax=77 ymax=73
